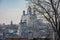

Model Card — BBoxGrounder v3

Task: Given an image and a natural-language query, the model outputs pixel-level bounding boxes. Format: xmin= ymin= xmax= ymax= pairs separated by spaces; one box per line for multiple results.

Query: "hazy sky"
xmin=0 ymin=0 xmax=27 ymax=24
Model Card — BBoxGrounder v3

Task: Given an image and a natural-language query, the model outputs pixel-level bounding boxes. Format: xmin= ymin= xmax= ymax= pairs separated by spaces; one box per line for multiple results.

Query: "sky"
xmin=0 ymin=0 xmax=27 ymax=24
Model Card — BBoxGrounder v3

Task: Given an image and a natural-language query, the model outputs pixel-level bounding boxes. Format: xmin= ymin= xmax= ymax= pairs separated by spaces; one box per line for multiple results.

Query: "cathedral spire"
xmin=11 ymin=20 xmax=13 ymax=25
xmin=23 ymin=10 xmax=25 ymax=16
xmin=33 ymin=5 xmax=36 ymax=15
xmin=27 ymin=6 xmax=32 ymax=15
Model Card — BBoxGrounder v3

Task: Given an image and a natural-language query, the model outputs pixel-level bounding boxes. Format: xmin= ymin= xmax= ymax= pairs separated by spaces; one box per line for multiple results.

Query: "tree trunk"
xmin=54 ymin=32 xmax=59 ymax=40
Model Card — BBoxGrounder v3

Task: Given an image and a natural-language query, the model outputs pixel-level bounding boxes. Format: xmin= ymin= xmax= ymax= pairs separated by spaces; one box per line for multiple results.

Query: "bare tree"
xmin=26 ymin=0 xmax=60 ymax=40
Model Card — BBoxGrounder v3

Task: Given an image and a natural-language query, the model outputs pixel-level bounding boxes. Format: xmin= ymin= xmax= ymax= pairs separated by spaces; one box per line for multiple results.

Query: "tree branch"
xmin=31 ymin=1 xmax=56 ymax=27
xmin=49 ymin=0 xmax=58 ymax=30
xmin=35 ymin=8 xmax=56 ymax=31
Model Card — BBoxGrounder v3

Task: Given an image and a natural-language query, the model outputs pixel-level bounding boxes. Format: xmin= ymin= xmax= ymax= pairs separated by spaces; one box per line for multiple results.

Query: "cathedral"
xmin=19 ymin=6 xmax=37 ymax=38
xmin=19 ymin=6 xmax=53 ymax=39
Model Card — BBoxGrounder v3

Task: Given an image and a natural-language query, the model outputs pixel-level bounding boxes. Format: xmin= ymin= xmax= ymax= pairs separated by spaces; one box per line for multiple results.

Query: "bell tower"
xmin=27 ymin=6 xmax=32 ymax=15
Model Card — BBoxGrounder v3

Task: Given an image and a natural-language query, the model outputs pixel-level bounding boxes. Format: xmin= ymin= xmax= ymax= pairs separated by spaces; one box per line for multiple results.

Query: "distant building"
xmin=0 ymin=29 xmax=4 ymax=40
xmin=3 ymin=21 xmax=19 ymax=38
xmin=0 ymin=21 xmax=20 ymax=40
